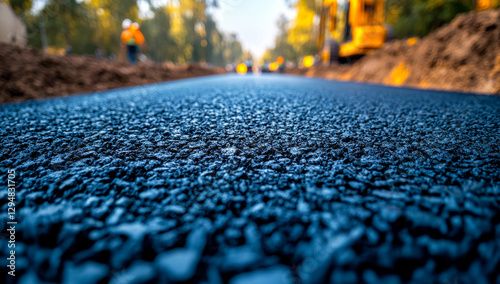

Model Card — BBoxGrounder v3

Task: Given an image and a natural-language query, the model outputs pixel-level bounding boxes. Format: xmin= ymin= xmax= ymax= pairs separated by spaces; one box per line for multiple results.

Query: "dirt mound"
xmin=288 ymin=9 xmax=500 ymax=94
xmin=0 ymin=43 xmax=225 ymax=104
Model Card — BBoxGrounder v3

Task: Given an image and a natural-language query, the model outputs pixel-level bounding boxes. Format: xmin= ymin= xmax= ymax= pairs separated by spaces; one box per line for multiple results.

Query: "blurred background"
xmin=2 ymin=0 xmax=498 ymax=65
xmin=3 ymin=0 xmax=249 ymax=65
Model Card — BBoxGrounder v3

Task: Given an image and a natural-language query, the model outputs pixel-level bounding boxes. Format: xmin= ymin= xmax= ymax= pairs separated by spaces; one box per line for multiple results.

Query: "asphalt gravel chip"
xmin=1 ymin=74 xmax=500 ymax=283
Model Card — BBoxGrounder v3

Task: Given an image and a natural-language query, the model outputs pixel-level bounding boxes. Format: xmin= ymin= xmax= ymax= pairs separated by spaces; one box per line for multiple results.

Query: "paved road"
xmin=1 ymin=74 xmax=500 ymax=283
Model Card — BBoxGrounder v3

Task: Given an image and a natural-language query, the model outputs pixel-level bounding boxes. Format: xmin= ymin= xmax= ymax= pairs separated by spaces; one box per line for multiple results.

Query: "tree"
xmin=14 ymin=0 xmax=245 ymax=65
xmin=222 ymin=33 xmax=244 ymax=65
xmin=141 ymin=6 xmax=174 ymax=62
xmin=287 ymin=0 xmax=318 ymax=58
xmin=42 ymin=0 xmax=86 ymax=48
xmin=385 ymin=0 xmax=476 ymax=38
xmin=6 ymin=0 xmax=32 ymax=14
xmin=87 ymin=0 xmax=139 ymax=55
xmin=263 ymin=0 xmax=319 ymax=63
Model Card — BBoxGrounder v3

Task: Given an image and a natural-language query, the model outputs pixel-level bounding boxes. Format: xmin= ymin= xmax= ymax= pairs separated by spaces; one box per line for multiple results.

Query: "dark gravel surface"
xmin=1 ymin=74 xmax=500 ymax=284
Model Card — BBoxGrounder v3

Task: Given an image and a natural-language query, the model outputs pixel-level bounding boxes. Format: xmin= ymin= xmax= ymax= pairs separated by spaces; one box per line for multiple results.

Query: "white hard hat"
xmin=132 ymin=22 xmax=140 ymax=28
xmin=122 ymin=19 xmax=132 ymax=29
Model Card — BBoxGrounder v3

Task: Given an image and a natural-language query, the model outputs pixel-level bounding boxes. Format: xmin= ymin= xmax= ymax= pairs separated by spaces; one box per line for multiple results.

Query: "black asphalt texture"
xmin=1 ymin=74 xmax=500 ymax=284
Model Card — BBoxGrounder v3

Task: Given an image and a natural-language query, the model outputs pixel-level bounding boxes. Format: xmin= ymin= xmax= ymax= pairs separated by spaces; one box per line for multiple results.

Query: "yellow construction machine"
xmin=318 ymin=0 xmax=498 ymax=64
xmin=476 ymin=0 xmax=497 ymax=10
xmin=318 ymin=0 xmax=389 ymax=63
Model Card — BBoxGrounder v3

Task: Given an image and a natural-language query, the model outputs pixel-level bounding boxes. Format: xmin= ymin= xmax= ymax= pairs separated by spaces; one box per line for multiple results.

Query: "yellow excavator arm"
xmin=318 ymin=0 xmax=497 ymax=63
xmin=477 ymin=0 xmax=495 ymax=11
xmin=318 ymin=0 xmax=387 ymax=63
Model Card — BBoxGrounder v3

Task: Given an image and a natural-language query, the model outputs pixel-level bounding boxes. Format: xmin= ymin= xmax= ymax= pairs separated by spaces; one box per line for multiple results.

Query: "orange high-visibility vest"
xmin=121 ymin=30 xmax=133 ymax=44
xmin=133 ymin=29 xmax=144 ymax=45
xmin=121 ymin=26 xmax=145 ymax=45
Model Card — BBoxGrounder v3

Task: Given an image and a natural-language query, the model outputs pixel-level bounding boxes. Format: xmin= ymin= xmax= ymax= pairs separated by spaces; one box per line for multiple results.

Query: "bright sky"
xmin=209 ymin=0 xmax=296 ymax=59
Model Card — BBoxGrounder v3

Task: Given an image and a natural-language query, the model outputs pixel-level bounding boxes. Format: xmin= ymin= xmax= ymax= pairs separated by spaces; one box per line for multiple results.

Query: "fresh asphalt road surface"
xmin=1 ymin=74 xmax=499 ymax=284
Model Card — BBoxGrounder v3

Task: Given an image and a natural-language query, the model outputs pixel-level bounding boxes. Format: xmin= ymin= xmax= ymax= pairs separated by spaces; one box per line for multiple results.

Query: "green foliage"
xmin=221 ymin=34 xmax=244 ymax=64
xmin=6 ymin=0 xmax=32 ymax=14
xmin=263 ymin=0 xmax=319 ymax=63
xmin=42 ymin=0 xmax=86 ymax=47
xmin=386 ymin=0 xmax=475 ymax=38
xmin=263 ymin=15 xmax=298 ymax=63
xmin=10 ymin=0 xmax=243 ymax=66
xmin=140 ymin=7 xmax=173 ymax=62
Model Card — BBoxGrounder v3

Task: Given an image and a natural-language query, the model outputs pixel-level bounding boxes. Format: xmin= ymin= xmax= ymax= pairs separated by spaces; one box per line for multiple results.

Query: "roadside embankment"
xmin=0 ymin=44 xmax=226 ymax=104
xmin=287 ymin=9 xmax=500 ymax=95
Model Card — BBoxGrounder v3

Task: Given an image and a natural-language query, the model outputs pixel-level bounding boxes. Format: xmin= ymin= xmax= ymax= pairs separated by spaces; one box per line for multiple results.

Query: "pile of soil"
xmin=288 ymin=9 xmax=500 ymax=94
xmin=0 ymin=43 xmax=225 ymax=104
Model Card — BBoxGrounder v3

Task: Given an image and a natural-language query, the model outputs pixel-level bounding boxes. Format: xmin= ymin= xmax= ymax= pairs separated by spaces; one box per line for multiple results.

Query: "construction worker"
xmin=121 ymin=19 xmax=145 ymax=64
